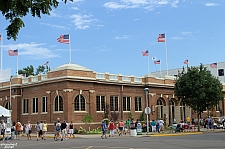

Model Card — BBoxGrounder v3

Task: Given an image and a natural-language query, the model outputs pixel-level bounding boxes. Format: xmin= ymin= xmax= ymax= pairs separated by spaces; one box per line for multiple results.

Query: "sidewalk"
xmin=17 ymin=128 xmax=224 ymax=139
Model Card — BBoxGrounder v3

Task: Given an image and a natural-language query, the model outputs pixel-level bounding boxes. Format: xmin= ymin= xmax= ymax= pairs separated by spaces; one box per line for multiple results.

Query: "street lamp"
xmin=144 ymin=88 xmax=150 ymax=135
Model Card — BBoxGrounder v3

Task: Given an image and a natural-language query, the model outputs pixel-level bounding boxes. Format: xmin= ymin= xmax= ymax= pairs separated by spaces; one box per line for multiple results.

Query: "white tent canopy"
xmin=0 ymin=106 xmax=11 ymax=117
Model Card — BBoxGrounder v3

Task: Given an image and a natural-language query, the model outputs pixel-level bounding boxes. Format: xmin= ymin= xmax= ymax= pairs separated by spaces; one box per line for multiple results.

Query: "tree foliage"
xmin=0 ymin=0 xmax=72 ymax=40
xmin=174 ymin=64 xmax=223 ymax=131
xmin=18 ymin=65 xmax=49 ymax=76
xmin=82 ymin=114 xmax=93 ymax=124
xmin=174 ymin=64 xmax=223 ymax=114
xmin=18 ymin=65 xmax=34 ymax=77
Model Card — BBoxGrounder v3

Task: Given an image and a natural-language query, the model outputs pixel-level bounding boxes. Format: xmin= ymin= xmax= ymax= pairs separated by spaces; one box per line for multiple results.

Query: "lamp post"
xmin=144 ymin=88 xmax=150 ymax=135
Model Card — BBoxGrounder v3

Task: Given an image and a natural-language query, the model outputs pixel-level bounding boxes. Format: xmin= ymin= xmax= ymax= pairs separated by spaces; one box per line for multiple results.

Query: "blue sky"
xmin=0 ymin=0 xmax=225 ymax=77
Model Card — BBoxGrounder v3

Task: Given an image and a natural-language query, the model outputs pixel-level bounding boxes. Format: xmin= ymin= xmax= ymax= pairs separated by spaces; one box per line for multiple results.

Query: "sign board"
xmin=145 ymin=107 xmax=151 ymax=114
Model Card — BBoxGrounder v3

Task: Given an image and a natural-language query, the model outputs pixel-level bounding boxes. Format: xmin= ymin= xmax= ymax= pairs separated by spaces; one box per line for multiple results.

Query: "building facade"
xmin=0 ymin=63 xmax=225 ymax=131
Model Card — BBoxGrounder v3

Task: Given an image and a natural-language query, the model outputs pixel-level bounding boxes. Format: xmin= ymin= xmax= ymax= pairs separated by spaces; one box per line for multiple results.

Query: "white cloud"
xmin=205 ymin=2 xmax=218 ymax=7
xmin=40 ymin=23 xmax=68 ymax=30
xmin=70 ymin=14 xmax=96 ymax=30
xmin=171 ymin=36 xmax=183 ymax=40
xmin=115 ymin=35 xmax=131 ymax=40
xmin=72 ymin=7 xmax=79 ymax=10
xmin=4 ymin=43 xmax=59 ymax=59
xmin=103 ymin=2 xmax=127 ymax=9
xmin=181 ymin=31 xmax=192 ymax=35
xmin=104 ymin=0 xmax=181 ymax=10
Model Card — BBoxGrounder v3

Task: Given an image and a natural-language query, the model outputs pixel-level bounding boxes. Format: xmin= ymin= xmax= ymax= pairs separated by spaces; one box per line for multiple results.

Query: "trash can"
xmin=130 ymin=128 xmax=137 ymax=136
xmin=137 ymin=122 xmax=142 ymax=135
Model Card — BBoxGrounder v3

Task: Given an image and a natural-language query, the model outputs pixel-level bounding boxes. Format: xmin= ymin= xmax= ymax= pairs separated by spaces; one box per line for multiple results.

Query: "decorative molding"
xmin=0 ymin=98 xmax=2 ymax=101
xmin=5 ymin=96 xmax=7 ymax=100
xmin=165 ymin=95 xmax=169 ymax=98
xmin=160 ymin=94 xmax=163 ymax=97
xmin=12 ymin=95 xmax=21 ymax=99
xmin=56 ymin=90 xmax=58 ymax=95
xmin=173 ymin=94 xmax=175 ymax=98
xmin=63 ymin=89 xmax=73 ymax=92
xmin=79 ymin=90 xmax=82 ymax=95
xmin=46 ymin=91 xmax=51 ymax=94
xmin=149 ymin=93 xmax=156 ymax=97
xmin=89 ymin=90 xmax=95 ymax=93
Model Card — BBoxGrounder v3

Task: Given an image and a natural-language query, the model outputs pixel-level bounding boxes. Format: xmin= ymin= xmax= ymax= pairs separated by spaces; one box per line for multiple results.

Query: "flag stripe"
xmin=183 ymin=59 xmax=188 ymax=64
xmin=158 ymin=33 xmax=166 ymax=42
xmin=57 ymin=34 xmax=70 ymax=44
xmin=44 ymin=61 xmax=49 ymax=65
xmin=154 ymin=60 xmax=160 ymax=64
xmin=8 ymin=49 xmax=18 ymax=56
xmin=142 ymin=50 xmax=149 ymax=56
xmin=210 ymin=63 xmax=217 ymax=68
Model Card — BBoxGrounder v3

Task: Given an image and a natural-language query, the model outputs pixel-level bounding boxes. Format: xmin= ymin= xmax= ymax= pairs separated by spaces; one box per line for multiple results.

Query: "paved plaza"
xmin=0 ymin=130 xmax=224 ymax=149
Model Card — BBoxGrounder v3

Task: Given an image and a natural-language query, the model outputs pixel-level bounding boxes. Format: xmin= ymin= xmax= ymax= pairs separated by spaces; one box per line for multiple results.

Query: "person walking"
xmin=54 ymin=120 xmax=61 ymax=141
xmin=60 ymin=120 xmax=67 ymax=141
xmin=35 ymin=122 xmax=40 ymax=141
xmin=39 ymin=121 xmax=43 ymax=139
xmin=42 ymin=120 xmax=47 ymax=140
xmin=125 ymin=119 xmax=130 ymax=135
xmin=118 ymin=120 xmax=124 ymax=136
xmin=69 ymin=121 xmax=75 ymax=138
xmin=25 ymin=121 xmax=32 ymax=140
xmin=101 ymin=121 xmax=107 ymax=139
xmin=15 ymin=120 xmax=22 ymax=140
xmin=108 ymin=120 xmax=114 ymax=137
xmin=1 ymin=120 xmax=6 ymax=138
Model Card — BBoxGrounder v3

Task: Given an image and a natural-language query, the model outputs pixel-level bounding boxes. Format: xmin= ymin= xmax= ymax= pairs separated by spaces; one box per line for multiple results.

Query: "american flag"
xmin=8 ymin=49 xmax=18 ymax=56
xmin=44 ymin=61 xmax=49 ymax=66
xmin=20 ymin=74 xmax=26 ymax=77
xmin=158 ymin=33 xmax=165 ymax=42
xmin=210 ymin=63 xmax=217 ymax=68
xmin=0 ymin=35 xmax=2 ymax=41
xmin=57 ymin=34 xmax=70 ymax=44
xmin=154 ymin=60 xmax=160 ymax=64
xmin=183 ymin=59 xmax=188 ymax=64
xmin=142 ymin=50 xmax=149 ymax=56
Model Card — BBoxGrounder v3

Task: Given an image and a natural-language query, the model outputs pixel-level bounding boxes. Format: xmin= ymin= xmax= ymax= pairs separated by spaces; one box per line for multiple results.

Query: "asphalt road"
xmin=1 ymin=132 xmax=225 ymax=149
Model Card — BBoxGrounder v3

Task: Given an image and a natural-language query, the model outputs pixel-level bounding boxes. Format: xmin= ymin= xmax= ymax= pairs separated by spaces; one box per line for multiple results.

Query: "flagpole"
xmin=148 ymin=55 xmax=150 ymax=74
xmin=17 ymin=48 xmax=18 ymax=75
xmin=164 ymin=32 xmax=168 ymax=76
xmin=217 ymin=62 xmax=218 ymax=77
xmin=160 ymin=62 xmax=162 ymax=77
xmin=0 ymin=33 xmax=2 ymax=71
xmin=69 ymin=34 xmax=72 ymax=64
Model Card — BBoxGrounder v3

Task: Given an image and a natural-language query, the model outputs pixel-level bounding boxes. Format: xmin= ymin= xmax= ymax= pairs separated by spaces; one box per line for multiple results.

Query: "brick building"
xmin=0 ymin=63 xmax=225 ymax=131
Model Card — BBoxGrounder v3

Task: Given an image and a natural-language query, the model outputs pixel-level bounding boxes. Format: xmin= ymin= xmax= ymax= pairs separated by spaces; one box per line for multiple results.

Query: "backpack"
xmin=56 ymin=124 xmax=61 ymax=131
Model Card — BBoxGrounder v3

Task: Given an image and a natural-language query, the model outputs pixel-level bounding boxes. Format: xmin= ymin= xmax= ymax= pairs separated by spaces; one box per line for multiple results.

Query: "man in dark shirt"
xmin=60 ymin=120 xmax=67 ymax=141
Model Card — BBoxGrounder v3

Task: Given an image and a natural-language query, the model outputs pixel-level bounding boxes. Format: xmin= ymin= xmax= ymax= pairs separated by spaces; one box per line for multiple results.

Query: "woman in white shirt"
xmin=25 ymin=121 xmax=32 ymax=140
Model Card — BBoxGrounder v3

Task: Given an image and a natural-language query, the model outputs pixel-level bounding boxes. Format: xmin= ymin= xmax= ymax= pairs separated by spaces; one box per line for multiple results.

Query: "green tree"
xmin=139 ymin=111 xmax=145 ymax=122
xmin=174 ymin=64 xmax=224 ymax=131
xmin=0 ymin=0 xmax=72 ymax=40
xmin=18 ymin=65 xmax=35 ymax=76
xmin=82 ymin=114 xmax=93 ymax=132
xmin=36 ymin=65 xmax=50 ymax=75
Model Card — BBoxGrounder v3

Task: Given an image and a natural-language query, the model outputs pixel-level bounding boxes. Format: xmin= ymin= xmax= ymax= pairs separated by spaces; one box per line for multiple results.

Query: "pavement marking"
xmin=86 ymin=146 xmax=93 ymax=149
xmin=150 ymin=132 xmax=203 ymax=137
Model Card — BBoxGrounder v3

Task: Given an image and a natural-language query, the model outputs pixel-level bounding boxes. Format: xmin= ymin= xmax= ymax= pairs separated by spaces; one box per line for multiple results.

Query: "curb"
xmin=149 ymin=132 xmax=203 ymax=137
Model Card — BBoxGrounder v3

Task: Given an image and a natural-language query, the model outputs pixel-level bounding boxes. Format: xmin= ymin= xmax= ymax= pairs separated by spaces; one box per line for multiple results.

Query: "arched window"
xmin=5 ymin=102 xmax=11 ymax=110
xmin=180 ymin=101 xmax=186 ymax=121
xmin=54 ymin=95 xmax=63 ymax=111
xmin=74 ymin=95 xmax=85 ymax=111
